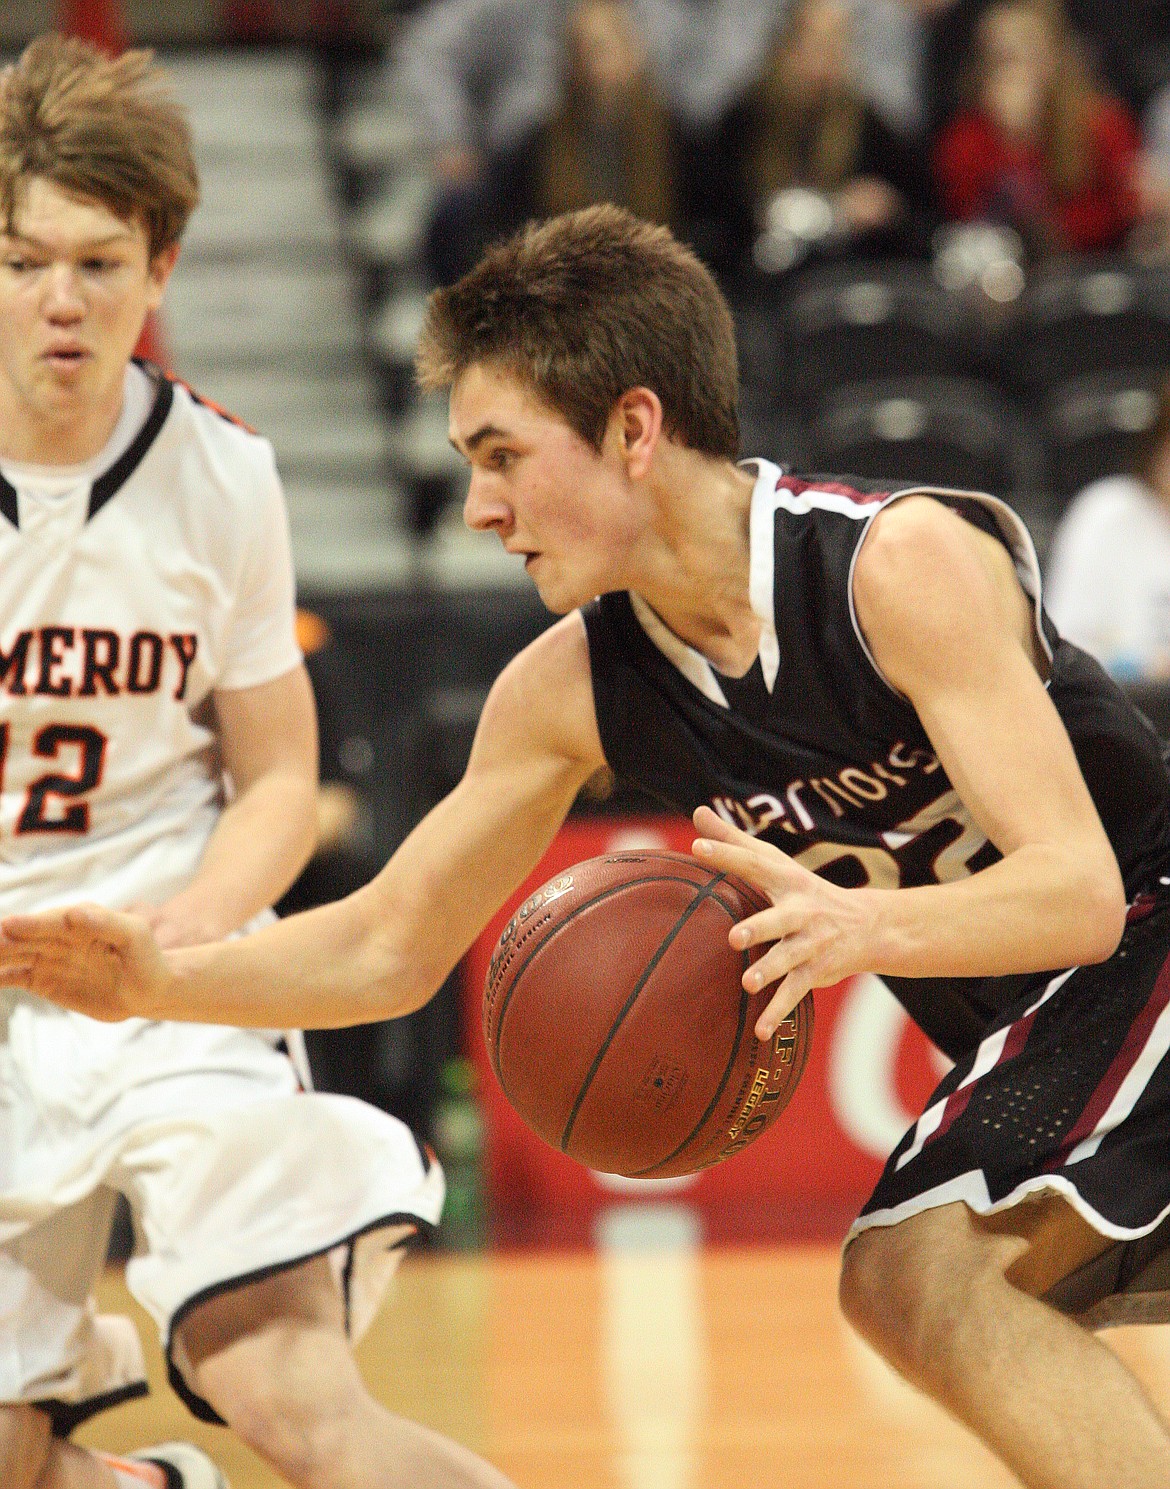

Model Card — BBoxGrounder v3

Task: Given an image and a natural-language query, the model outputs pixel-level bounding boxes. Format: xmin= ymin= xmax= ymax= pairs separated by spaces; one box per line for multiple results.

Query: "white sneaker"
xmin=112 ymin=1442 xmax=230 ymax=1489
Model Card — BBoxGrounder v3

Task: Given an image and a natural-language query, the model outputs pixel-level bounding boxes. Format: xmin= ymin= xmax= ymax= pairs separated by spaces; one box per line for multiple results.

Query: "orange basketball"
xmin=483 ymin=850 xmax=813 ymax=1178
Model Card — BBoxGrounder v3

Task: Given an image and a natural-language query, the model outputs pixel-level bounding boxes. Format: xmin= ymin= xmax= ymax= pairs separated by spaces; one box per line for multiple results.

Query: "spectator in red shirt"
xmin=933 ymin=0 xmax=1142 ymax=257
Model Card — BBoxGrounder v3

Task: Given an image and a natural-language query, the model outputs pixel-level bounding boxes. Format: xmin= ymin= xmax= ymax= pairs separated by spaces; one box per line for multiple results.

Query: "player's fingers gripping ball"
xmin=483 ymin=850 xmax=814 ymax=1178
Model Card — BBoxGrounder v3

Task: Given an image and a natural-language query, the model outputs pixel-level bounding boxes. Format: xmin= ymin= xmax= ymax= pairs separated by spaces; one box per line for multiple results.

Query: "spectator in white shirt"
xmin=1046 ymin=382 xmax=1170 ymax=679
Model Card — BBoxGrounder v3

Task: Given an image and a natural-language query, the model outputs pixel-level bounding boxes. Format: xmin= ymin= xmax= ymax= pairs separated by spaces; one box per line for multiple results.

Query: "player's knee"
xmin=210 ymin=1377 xmax=344 ymax=1483
xmin=839 ymin=1216 xmax=988 ymax=1381
xmin=197 ymin=1336 xmax=366 ymax=1485
xmin=839 ymin=1226 xmax=906 ymax=1351
xmin=0 ymin=1405 xmax=52 ymax=1489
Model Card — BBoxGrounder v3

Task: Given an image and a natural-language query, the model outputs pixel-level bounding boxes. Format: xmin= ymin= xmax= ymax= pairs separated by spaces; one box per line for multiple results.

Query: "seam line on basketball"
xmin=628 ymin=954 xmax=754 ymax=1177
xmin=489 ymin=871 xmax=725 ymax=1092
xmin=558 ymin=873 xmax=731 ymax=1154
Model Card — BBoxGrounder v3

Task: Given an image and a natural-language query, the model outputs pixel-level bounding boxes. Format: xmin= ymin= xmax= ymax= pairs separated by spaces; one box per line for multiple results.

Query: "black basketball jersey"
xmin=582 ymin=461 xmax=1170 ymax=1059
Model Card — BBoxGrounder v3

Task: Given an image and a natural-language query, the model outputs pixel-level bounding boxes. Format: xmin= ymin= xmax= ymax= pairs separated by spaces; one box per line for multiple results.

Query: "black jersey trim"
xmin=0 ymin=364 xmax=174 ymax=531
xmin=35 ymin=1380 xmax=150 ymax=1439
xmin=87 ymin=365 xmax=175 ymax=522
xmin=0 ymin=475 xmax=17 ymax=530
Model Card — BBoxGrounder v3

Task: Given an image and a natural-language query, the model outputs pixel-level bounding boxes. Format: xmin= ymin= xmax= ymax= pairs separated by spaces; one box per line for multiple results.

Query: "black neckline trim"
xmin=88 ymin=363 xmax=174 ymax=521
xmin=0 ymin=475 xmax=15 ymax=531
xmin=0 ymin=363 xmax=175 ymax=533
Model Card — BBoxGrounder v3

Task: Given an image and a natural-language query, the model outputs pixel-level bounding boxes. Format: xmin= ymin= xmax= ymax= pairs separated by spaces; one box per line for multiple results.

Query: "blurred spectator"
xmin=932 ymin=0 xmax=1143 ymax=259
xmin=393 ymin=0 xmax=675 ymax=280
xmin=1046 ymin=381 xmax=1170 ymax=680
xmin=632 ymin=0 xmax=782 ymax=130
xmin=531 ymin=2 xmax=675 ymax=222
xmin=391 ymin=0 xmax=947 ymax=280
xmin=846 ymin=0 xmax=956 ymax=139
xmin=638 ymin=0 xmax=941 ymax=138
xmin=389 ymin=0 xmax=558 ymax=279
xmin=925 ymin=0 xmax=1170 ymax=142
xmin=731 ymin=0 xmax=935 ymax=271
xmin=391 ymin=0 xmax=559 ymax=189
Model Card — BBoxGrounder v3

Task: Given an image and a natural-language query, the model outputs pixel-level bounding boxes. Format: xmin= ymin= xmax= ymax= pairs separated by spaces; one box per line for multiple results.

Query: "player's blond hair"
xmin=0 ymin=33 xmax=199 ymax=257
xmin=417 ymin=205 xmax=741 ymax=460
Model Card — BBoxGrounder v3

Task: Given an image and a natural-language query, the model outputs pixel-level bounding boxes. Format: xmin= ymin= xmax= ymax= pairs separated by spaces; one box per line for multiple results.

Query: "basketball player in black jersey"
xmin=5 ymin=204 xmax=1170 ymax=1487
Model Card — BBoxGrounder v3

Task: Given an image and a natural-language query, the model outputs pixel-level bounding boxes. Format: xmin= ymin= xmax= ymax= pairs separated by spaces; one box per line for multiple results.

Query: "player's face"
xmin=0 ymin=176 xmax=178 ymax=456
xmin=451 ymin=363 xmax=647 ymax=613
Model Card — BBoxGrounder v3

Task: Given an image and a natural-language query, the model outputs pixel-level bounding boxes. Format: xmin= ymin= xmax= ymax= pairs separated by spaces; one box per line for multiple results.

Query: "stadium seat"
xmin=1042 ymin=369 xmax=1166 ymax=503
xmin=996 ymin=257 xmax=1170 ymax=395
xmin=770 ymin=261 xmax=978 ymax=414
xmin=803 ymin=376 xmax=1044 ymax=507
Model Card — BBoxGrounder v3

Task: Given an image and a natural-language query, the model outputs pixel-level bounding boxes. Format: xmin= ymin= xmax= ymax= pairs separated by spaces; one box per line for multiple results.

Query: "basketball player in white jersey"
xmin=0 ymin=34 xmax=518 ymax=1489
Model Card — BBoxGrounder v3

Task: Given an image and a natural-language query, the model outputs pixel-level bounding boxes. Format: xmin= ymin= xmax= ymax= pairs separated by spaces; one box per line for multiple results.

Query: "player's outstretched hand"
xmin=0 ymin=905 xmax=168 ymax=1021
xmin=691 ymin=804 xmax=879 ymax=1040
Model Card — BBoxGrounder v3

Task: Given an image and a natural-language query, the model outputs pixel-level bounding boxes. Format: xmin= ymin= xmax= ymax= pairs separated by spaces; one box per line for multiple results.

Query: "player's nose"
xmin=463 ymin=471 xmax=513 ymax=536
xmin=43 ymin=263 xmax=85 ymax=320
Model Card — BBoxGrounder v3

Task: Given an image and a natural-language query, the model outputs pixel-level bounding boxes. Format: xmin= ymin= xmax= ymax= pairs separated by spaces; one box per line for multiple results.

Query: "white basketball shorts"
xmin=0 ymin=992 xmax=445 ymax=1431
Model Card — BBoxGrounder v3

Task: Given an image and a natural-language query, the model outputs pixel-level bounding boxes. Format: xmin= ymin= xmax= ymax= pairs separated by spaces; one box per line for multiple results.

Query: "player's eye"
xmin=4 ymin=256 xmax=32 ymax=272
xmin=81 ymin=257 xmax=116 ymax=273
xmin=488 ymin=448 xmax=516 ymax=472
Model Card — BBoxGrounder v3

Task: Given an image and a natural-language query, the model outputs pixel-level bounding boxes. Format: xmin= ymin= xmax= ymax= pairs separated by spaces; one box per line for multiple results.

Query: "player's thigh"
xmin=975 ymin=1188 xmax=1116 ymax=1297
xmin=175 ymin=1231 xmax=414 ymax=1424
xmin=841 ymin=1193 xmax=1114 ymax=1337
xmin=175 ymin=1252 xmax=348 ymax=1371
xmin=0 ymin=1191 xmax=138 ymax=1446
xmin=0 ymin=1405 xmax=52 ymax=1489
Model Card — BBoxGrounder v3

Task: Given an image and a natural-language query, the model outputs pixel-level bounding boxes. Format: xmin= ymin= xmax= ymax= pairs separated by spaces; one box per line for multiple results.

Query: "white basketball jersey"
xmin=0 ymin=360 xmax=302 ymax=915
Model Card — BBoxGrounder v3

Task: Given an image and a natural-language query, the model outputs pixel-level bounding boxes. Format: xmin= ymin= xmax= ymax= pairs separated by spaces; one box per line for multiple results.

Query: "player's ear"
xmin=613 ymin=387 xmax=662 ymax=479
xmin=145 ymin=241 xmax=181 ymax=309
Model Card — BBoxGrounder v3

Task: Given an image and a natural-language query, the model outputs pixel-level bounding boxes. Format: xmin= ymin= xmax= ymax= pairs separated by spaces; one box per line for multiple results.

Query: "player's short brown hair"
xmin=417 ymin=205 xmax=741 ymax=459
xmin=0 ymin=33 xmax=199 ymax=258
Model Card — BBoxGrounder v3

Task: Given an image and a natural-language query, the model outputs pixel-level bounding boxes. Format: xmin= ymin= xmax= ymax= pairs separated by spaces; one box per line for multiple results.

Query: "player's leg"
xmin=175 ymin=1251 xmax=517 ymax=1489
xmin=0 ymin=1194 xmax=177 ymax=1489
xmin=0 ymin=1405 xmax=214 ymax=1489
xmin=0 ymin=1405 xmax=58 ymax=1489
xmin=840 ymin=1194 xmax=1170 ymax=1489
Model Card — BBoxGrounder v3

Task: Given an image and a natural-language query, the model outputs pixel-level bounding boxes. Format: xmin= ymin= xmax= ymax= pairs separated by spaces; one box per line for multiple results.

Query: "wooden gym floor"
xmin=81 ymin=1237 xmax=1170 ymax=1488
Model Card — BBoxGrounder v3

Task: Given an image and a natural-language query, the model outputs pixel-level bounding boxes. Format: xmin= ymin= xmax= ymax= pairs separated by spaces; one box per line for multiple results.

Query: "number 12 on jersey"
xmin=0 ymin=723 xmax=108 ymax=834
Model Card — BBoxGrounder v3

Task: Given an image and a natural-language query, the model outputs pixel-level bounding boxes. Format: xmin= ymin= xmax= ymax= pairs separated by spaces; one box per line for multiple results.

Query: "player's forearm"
xmin=865 ymin=840 xmax=1127 ymax=980
xmin=154 ymin=879 xmax=433 ymax=1029
xmin=165 ymin=770 xmax=318 ymax=936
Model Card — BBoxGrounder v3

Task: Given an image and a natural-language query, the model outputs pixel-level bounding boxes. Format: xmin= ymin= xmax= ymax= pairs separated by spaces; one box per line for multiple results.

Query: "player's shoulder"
xmin=161 ymin=369 xmax=278 ymax=482
xmin=854 ymin=493 xmax=994 ymax=633
xmin=495 ymin=611 xmax=593 ymax=700
xmin=861 ymin=491 xmax=977 ymax=563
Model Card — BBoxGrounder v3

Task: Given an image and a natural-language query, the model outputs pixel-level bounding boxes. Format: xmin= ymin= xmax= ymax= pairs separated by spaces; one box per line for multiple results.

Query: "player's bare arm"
xmin=0 ymin=611 xmax=606 ymax=1026
xmin=126 ymin=664 xmax=320 ymax=948
xmin=696 ymin=495 xmax=1127 ymax=1038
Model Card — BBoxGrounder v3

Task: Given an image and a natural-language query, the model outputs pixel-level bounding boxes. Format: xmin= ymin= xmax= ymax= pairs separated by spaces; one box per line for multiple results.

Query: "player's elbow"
xmin=356 ymin=895 xmax=447 ymax=1021
xmin=1075 ymin=853 xmax=1127 ymax=965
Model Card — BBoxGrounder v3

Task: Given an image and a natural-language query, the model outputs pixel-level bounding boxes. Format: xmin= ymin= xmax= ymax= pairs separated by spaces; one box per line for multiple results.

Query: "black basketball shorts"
xmin=851 ymin=891 xmax=1170 ymax=1321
